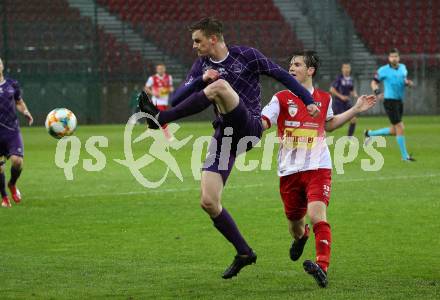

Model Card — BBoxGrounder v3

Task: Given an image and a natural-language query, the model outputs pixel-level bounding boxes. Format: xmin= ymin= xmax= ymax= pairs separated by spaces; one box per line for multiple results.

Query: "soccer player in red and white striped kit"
xmin=262 ymin=51 xmax=376 ymax=287
xmin=144 ymin=63 xmax=174 ymax=140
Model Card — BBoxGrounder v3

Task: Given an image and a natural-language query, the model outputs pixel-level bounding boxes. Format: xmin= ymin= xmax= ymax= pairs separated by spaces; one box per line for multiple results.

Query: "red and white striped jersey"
xmin=146 ymin=73 xmax=173 ymax=106
xmin=262 ymin=88 xmax=334 ymax=176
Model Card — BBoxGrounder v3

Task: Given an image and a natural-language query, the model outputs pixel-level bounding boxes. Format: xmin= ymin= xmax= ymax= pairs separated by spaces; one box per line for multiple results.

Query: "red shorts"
xmin=279 ymin=168 xmax=332 ymax=220
xmin=156 ymin=105 xmax=168 ymax=111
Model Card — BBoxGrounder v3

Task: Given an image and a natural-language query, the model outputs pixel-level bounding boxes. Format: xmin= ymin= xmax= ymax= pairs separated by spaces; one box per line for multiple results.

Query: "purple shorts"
xmin=0 ymin=129 xmax=24 ymax=158
xmin=332 ymin=99 xmax=353 ymax=115
xmin=202 ymin=100 xmax=263 ymax=184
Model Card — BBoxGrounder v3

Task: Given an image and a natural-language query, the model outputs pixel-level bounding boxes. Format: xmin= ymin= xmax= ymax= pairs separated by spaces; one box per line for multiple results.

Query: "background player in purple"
xmin=0 ymin=57 xmax=33 ymax=208
xmin=329 ymin=63 xmax=359 ymax=137
xmin=138 ymin=17 xmax=319 ymax=279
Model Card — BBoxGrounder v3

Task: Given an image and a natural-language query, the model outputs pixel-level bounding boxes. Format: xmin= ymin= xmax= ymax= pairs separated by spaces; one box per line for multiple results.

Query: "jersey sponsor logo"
xmin=284 ymin=120 xmax=300 ymax=127
xmin=283 ymin=128 xmax=318 ymax=150
xmin=303 ymin=122 xmax=319 ymax=128
xmin=231 ymin=63 xmax=243 ymax=74
xmin=287 ymin=100 xmax=298 ymax=117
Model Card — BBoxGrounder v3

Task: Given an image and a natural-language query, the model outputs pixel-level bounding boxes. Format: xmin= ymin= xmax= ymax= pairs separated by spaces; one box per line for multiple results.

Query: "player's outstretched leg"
xmin=201 ymin=171 xmax=256 ymax=279
xmin=138 ymin=89 xmax=212 ymax=129
xmin=7 ymin=155 xmax=22 ymax=204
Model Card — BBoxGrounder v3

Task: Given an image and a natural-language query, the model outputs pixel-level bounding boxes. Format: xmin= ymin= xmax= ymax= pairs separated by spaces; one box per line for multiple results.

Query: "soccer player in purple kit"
xmin=0 ymin=57 xmax=33 ymax=208
xmin=329 ymin=63 xmax=359 ymax=137
xmin=138 ymin=17 xmax=320 ymax=279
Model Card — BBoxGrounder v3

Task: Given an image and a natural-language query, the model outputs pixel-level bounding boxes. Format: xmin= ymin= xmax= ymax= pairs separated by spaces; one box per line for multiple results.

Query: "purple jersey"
xmin=331 ymin=75 xmax=354 ymax=102
xmin=0 ymin=78 xmax=22 ymax=132
xmin=183 ymin=45 xmax=313 ymax=119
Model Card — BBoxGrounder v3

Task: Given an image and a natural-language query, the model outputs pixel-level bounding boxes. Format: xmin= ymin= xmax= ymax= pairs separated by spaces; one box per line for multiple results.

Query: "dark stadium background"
xmin=1 ymin=0 xmax=439 ymax=124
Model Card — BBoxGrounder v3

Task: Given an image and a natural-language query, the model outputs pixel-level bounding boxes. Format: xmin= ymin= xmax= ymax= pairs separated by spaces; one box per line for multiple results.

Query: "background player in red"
xmin=261 ymin=51 xmax=376 ymax=287
xmin=0 ymin=57 xmax=33 ymax=208
xmin=144 ymin=63 xmax=174 ymax=140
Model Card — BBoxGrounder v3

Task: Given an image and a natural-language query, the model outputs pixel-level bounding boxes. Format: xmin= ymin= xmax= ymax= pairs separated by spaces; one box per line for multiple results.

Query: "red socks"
xmin=313 ymin=221 xmax=332 ymax=273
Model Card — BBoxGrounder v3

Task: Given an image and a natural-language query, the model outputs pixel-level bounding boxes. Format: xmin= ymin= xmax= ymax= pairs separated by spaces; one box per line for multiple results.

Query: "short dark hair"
xmin=291 ymin=50 xmax=320 ymax=77
xmin=188 ymin=17 xmax=224 ymax=40
xmin=389 ymin=48 xmax=400 ymax=55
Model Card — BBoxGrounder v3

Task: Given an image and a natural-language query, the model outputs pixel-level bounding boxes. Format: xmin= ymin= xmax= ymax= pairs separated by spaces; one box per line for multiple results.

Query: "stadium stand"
xmin=339 ymin=0 xmax=440 ymax=67
xmin=3 ymin=0 xmax=154 ymax=76
xmin=96 ymin=0 xmax=304 ymax=65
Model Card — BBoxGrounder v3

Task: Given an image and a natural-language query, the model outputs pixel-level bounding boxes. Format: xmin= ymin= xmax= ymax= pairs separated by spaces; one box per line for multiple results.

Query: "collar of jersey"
xmin=210 ymin=52 xmax=230 ymax=64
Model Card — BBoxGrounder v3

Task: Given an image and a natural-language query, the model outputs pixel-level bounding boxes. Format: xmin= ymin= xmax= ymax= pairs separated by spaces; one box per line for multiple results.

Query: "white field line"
xmin=45 ymin=173 xmax=440 ymax=200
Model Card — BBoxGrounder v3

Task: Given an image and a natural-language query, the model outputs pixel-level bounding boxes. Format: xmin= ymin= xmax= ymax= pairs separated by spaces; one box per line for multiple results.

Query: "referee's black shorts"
xmin=383 ymin=99 xmax=403 ymax=125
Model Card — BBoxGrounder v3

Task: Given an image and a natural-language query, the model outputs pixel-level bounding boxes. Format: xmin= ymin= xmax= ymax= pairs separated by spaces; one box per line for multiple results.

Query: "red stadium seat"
xmin=96 ymin=0 xmax=303 ymax=66
xmin=339 ymin=0 xmax=439 ymax=67
xmin=5 ymin=0 xmax=155 ymax=75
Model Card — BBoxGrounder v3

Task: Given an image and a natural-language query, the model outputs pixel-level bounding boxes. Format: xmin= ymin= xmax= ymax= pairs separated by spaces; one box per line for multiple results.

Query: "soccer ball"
xmin=45 ymin=108 xmax=77 ymax=139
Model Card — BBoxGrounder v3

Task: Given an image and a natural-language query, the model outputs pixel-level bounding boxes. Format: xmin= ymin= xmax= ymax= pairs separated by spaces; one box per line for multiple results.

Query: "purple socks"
xmin=158 ymin=91 xmax=211 ymax=125
xmin=212 ymin=208 xmax=252 ymax=255
xmin=0 ymin=172 xmax=6 ymax=197
xmin=9 ymin=166 xmax=22 ymax=185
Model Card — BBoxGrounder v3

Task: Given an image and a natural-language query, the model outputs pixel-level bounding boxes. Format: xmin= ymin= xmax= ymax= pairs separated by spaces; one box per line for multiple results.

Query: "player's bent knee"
xmin=10 ymin=156 xmax=23 ymax=168
xmin=200 ymin=194 xmax=220 ymax=214
xmin=308 ymin=212 xmax=327 ymax=225
xmin=205 ymin=79 xmax=233 ymax=99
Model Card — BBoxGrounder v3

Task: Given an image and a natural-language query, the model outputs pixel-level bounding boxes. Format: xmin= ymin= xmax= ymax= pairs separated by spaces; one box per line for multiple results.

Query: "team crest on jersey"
xmin=314 ymin=102 xmax=322 ymax=107
xmin=0 ymin=87 xmax=3 ymax=94
xmin=287 ymin=100 xmax=298 ymax=117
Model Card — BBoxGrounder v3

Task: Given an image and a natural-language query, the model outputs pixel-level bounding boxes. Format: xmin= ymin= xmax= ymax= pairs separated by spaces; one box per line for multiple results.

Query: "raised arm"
xmin=170 ymin=75 xmax=206 ymax=107
xmin=248 ymin=48 xmax=319 ymax=117
xmin=325 ymin=95 xmax=376 ymax=132
xmin=169 ymin=60 xmax=206 ymax=107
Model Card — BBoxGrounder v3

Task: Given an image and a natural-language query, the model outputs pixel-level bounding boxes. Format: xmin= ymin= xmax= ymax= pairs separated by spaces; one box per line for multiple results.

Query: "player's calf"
xmin=290 ymin=224 xmax=310 ymax=261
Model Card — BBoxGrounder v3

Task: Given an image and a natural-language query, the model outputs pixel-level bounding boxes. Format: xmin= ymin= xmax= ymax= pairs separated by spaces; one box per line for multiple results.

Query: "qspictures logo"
xmin=54 ymin=113 xmax=386 ymax=188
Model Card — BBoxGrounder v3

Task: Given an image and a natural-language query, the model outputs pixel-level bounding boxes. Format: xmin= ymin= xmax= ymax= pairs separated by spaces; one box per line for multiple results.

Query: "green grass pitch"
xmin=1 ymin=116 xmax=439 ymax=299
